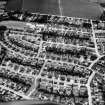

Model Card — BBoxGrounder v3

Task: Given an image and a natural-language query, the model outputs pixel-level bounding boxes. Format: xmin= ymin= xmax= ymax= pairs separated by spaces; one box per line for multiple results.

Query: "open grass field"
xmin=6 ymin=0 xmax=103 ymax=19
xmin=61 ymin=0 xmax=103 ymax=19
xmin=22 ymin=0 xmax=103 ymax=19
xmin=6 ymin=0 xmax=22 ymax=11
xmin=22 ymin=0 xmax=60 ymax=15
xmin=0 ymin=21 xmax=27 ymax=29
xmin=23 ymin=0 xmax=103 ymax=19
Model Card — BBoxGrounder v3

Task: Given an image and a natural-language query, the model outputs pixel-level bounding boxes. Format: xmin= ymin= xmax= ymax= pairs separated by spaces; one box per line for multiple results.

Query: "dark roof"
xmin=6 ymin=0 xmax=103 ymax=19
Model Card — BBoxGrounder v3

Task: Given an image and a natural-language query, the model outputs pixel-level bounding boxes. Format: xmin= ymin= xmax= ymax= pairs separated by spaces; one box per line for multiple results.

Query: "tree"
xmin=0 ymin=25 xmax=7 ymax=31
xmin=99 ymin=11 xmax=105 ymax=21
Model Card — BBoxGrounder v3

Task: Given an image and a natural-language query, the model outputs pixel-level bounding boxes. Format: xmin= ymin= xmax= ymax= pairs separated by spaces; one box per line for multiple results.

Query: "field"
xmin=6 ymin=0 xmax=103 ymax=19
xmin=22 ymin=0 xmax=60 ymax=15
xmin=61 ymin=0 xmax=103 ymax=19
xmin=0 ymin=21 xmax=27 ymax=29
